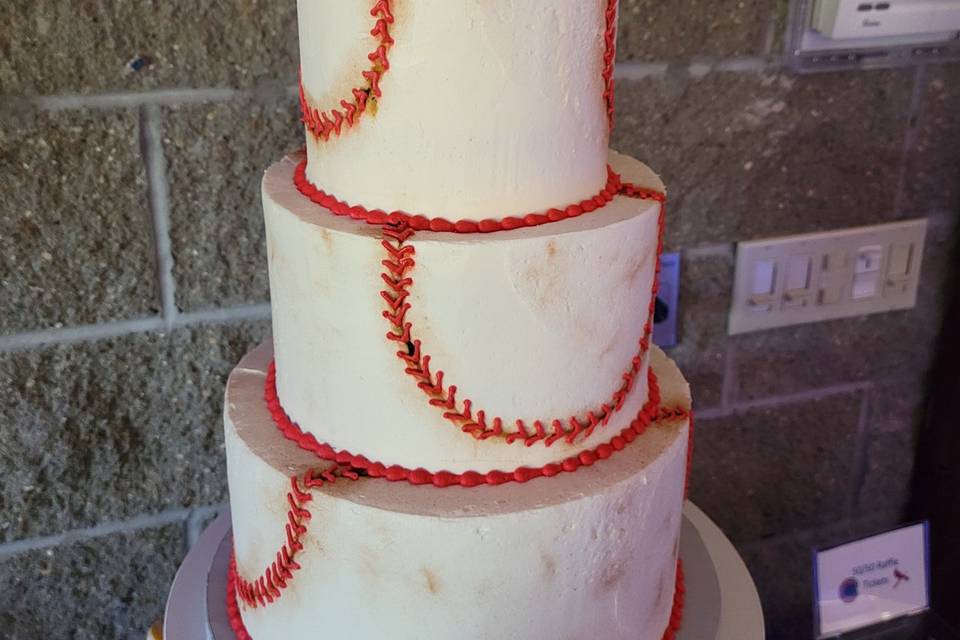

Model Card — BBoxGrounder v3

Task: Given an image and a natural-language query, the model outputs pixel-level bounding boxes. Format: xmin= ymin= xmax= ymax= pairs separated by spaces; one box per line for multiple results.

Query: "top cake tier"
xmin=297 ymin=0 xmax=616 ymax=220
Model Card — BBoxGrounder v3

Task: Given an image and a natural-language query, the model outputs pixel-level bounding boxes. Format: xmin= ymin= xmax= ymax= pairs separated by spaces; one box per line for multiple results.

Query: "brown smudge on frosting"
xmin=599 ymin=561 xmax=627 ymax=593
xmin=319 ymin=228 xmax=334 ymax=254
xmin=422 ymin=567 xmax=441 ymax=595
xmin=540 ymin=551 xmax=557 ymax=580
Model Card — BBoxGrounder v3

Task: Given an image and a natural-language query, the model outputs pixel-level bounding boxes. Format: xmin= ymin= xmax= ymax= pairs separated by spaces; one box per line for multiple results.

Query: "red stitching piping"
xmin=266 ymin=362 xmax=689 ymax=488
xmin=227 ymin=552 xmax=685 ymax=639
xmin=378 ymin=184 xmax=665 ymax=446
xmin=299 ymin=0 xmax=394 ymax=141
xmin=602 ymin=0 xmax=619 ymax=131
xmin=663 ymin=560 xmax=686 ymax=640
xmin=233 ymin=467 xmax=359 ymax=609
xmin=294 ymin=159 xmax=633 ymax=233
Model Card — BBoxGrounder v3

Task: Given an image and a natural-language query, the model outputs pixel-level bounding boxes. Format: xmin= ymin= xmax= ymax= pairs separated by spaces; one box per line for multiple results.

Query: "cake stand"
xmin=163 ymin=501 xmax=764 ymax=639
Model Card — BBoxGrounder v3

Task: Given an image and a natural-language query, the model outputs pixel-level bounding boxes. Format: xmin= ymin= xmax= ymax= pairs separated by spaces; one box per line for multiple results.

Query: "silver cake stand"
xmin=163 ymin=501 xmax=764 ymax=640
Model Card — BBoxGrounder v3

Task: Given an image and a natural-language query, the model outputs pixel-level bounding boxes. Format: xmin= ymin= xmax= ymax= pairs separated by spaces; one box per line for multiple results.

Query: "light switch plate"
xmin=729 ymin=219 xmax=928 ymax=335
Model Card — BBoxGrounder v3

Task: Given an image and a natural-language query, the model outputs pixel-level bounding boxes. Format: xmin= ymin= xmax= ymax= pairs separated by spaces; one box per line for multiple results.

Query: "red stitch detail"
xmin=373 ymin=184 xmax=665 ymax=446
xmin=602 ymin=0 xmax=619 ymax=131
xmin=685 ymin=412 xmax=695 ymax=498
xmin=294 ymin=161 xmax=630 ymax=233
xmin=299 ymin=1 xmax=394 ymax=141
xmin=233 ymin=467 xmax=354 ymax=609
xmin=266 ymin=361 xmax=686 ymax=488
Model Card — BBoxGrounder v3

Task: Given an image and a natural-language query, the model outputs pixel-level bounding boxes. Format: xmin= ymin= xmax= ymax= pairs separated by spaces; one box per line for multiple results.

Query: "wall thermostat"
xmin=786 ymin=0 xmax=960 ymax=72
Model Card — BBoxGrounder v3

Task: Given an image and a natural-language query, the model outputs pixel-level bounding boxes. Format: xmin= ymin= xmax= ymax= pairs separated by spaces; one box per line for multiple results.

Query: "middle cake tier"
xmin=264 ymin=150 xmax=664 ymax=473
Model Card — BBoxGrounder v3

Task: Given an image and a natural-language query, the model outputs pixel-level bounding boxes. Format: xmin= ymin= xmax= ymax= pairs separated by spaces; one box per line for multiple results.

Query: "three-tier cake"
xmin=223 ymin=1 xmax=693 ymax=638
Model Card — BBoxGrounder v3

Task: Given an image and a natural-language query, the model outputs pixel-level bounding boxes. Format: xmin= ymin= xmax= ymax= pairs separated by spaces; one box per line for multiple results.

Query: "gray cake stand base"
xmin=163 ymin=501 xmax=764 ymax=640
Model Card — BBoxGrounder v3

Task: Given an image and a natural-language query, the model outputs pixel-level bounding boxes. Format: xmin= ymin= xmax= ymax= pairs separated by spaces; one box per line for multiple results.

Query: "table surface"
xmin=164 ymin=500 xmax=766 ymax=640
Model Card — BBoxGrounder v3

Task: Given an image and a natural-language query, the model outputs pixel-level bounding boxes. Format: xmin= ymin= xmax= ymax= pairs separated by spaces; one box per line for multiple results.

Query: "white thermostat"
xmin=785 ymin=0 xmax=960 ymax=72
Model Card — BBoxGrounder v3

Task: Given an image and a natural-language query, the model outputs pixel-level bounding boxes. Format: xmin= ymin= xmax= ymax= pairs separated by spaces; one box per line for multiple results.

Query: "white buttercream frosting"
xmin=297 ymin=0 xmax=611 ymax=219
xmin=264 ymin=150 xmax=665 ymax=474
xmin=225 ymin=341 xmax=690 ymax=640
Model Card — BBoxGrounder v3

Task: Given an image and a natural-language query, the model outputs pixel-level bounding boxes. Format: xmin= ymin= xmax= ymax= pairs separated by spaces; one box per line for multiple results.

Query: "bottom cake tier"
xmin=224 ymin=342 xmax=692 ymax=640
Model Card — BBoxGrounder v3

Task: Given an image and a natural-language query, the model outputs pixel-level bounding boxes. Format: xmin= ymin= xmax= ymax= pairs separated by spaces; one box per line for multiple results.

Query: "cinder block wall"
xmin=1 ymin=2 xmax=957 ymax=638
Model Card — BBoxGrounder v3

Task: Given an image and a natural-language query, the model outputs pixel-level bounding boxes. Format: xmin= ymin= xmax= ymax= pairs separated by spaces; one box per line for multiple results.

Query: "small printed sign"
xmin=814 ymin=522 xmax=930 ymax=637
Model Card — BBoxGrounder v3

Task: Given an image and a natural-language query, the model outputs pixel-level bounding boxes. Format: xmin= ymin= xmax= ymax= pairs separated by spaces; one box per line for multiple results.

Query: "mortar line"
xmin=846 ymin=389 xmax=875 ymax=519
xmin=140 ymin=105 xmax=178 ymax=328
xmin=174 ymin=303 xmax=272 ymax=328
xmin=694 ymin=379 xmax=875 ymax=423
xmin=35 ymin=87 xmax=243 ymax=111
xmin=0 ymin=317 xmax=166 ymax=352
xmin=0 ymin=508 xmax=193 ymax=561
xmin=732 ymin=381 xmax=871 ymax=413
xmin=688 ymin=56 xmax=779 ymax=79
xmin=719 ymin=341 xmax=739 ymax=408
xmin=683 ymin=243 xmax=735 ymax=259
xmin=893 ymin=64 xmax=928 ymax=216
xmin=186 ymin=504 xmax=227 ymax=549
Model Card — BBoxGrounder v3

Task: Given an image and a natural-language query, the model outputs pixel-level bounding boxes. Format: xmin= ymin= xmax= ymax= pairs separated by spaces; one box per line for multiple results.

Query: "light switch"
xmin=730 ymin=219 xmax=927 ymax=335
xmin=784 ymin=255 xmax=813 ymax=306
xmin=855 ymin=245 xmax=883 ymax=273
xmin=852 ymin=271 xmax=880 ymax=299
xmin=888 ymin=243 xmax=912 ymax=277
xmin=886 ymin=243 xmax=914 ymax=294
xmin=749 ymin=259 xmax=776 ymax=311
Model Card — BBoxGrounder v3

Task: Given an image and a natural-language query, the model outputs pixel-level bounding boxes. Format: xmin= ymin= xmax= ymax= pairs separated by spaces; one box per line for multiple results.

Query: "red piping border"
xmin=267 ymin=362 xmax=691 ymax=488
xmin=293 ymin=160 xmax=644 ymax=233
xmin=602 ymin=0 xmax=619 ymax=131
xmin=299 ymin=0 xmax=394 ymax=141
xmin=227 ymin=553 xmax=684 ymax=639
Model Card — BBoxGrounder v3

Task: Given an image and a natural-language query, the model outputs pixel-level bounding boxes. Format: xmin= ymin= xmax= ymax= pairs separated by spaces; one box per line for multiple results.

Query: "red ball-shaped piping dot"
xmin=611 ymin=436 xmax=625 ymax=450
xmin=500 ymin=217 xmax=523 ymax=230
xmin=409 ymin=215 xmax=430 ymax=231
xmin=485 ymin=470 xmax=508 ymax=485
xmin=582 ymin=199 xmax=598 ymax=213
xmin=561 ymin=457 xmax=580 ymax=472
xmin=432 ymin=471 xmax=457 ymax=487
xmin=596 ymin=444 xmax=613 ymax=459
xmin=523 ymin=213 xmax=547 ymax=226
xmin=317 ymin=442 xmax=336 ymax=458
xmin=367 ymin=462 xmax=386 ymax=477
xmin=334 ymin=451 xmax=353 ymax=464
xmin=542 ymin=463 xmax=562 ymax=477
xmin=478 ymin=219 xmax=500 ymax=233
xmin=579 ymin=450 xmax=597 ymax=466
xmin=513 ymin=467 xmax=537 ymax=483
xmin=565 ymin=204 xmax=583 ymax=218
xmin=546 ymin=208 xmax=564 ymax=221
xmin=385 ymin=465 xmax=408 ymax=481
xmin=460 ymin=471 xmax=483 ymax=487
xmin=408 ymin=468 xmax=431 ymax=485
xmin=367 ymin=210 xmax=388 ymax=225
xmin=454 ymin=220 xmax=478 ymax=233
xmin=429 ymin=218 xmax=455 ymax=232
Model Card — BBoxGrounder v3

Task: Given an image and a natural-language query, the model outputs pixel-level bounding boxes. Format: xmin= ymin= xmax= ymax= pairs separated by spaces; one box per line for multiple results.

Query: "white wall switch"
xmin=729 ymin=219 xmax=928 ymax=335
xmin=813 ymin=0 xmax=960 ymax=40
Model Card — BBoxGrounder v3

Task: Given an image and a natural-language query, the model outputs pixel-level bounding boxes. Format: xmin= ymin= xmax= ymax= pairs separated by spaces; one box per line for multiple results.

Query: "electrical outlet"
xmin=653 ymin=252 xmax=680 ymax=348
xmin=812 ymin=0 xmax=960 ymax=40
xmin=728 ymin=219 xmax=927 ymax=335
